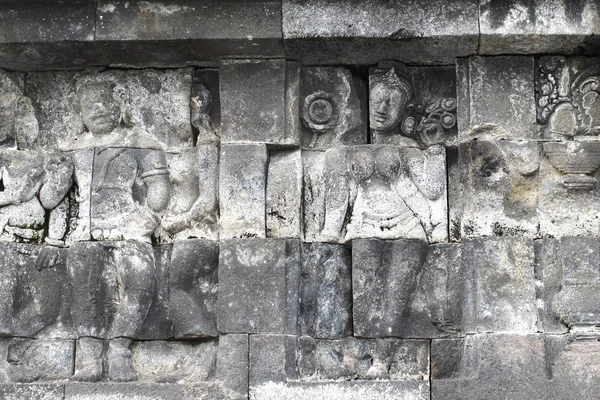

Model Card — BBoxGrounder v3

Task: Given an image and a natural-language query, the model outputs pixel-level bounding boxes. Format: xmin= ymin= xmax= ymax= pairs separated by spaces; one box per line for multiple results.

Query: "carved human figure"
xmin=191 ymin=82 xmax=219 ymax=144
xmin=369 ymin=68 xmax=419 ymax=146
xmin=320 ymin=145 xmax=445 ymax=243
xmin=68 ymin=73 xmax=171 ymax=382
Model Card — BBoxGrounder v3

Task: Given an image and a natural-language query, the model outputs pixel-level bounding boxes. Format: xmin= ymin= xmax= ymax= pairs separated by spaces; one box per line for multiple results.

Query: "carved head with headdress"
xmin=369 ymin=68 xmax=413 ymax=132
xmin=76 ymin=72 xmax=128 ymax=135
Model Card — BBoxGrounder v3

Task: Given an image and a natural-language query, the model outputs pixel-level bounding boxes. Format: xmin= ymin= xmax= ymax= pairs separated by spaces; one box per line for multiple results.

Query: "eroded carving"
xmin=312 ymin=144 xmax=446 ymax=243
xmin=538 ymin=56 xmax=600 ymax=138
xmin=300 ymin=67 xmax=366 ymax=149
xmin=369 ymin=63 xmax=456 ymax=147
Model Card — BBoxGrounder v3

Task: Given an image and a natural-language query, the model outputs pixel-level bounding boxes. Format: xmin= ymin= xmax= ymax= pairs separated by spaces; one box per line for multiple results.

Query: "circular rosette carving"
xmin=401 ymin=116 xmax=416 ymax=135
xmin=302 ymin=91 xmax=339 ymax=133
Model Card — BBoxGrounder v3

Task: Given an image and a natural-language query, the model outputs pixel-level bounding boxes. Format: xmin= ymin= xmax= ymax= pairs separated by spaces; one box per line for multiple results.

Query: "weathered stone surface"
xmin=0 ymin=149 xmax=76 ymax=244
xmin=296 ymin=337 xmax=429 ymax=382
xmin=534 ymin=239 xmax=569 ymax=334
xmin=459 ymin=56 xmax=537 ymax=141
xmin=217 ymin=239 xmax=299 ymax=334
xmin=282 ymin=0 xmax=479 ymax=65
xmin=168 ymin=239 xmax=218 ymax=339
xmin=250 ymin=335 xmax=430 ymax=400
xmin=96 ymin=1 xmax=284 ymax=67
xmin=0 ymin=243 xmax=69 ymax=338
xmin=370 ymin=62 xmax=457 ymax=148
xmin=539 ymin=141 xmax=600 ymax=237
xmin=299 ymin=243 xmax=352 ymax=338
xmin=0 ymin=338 xmax=74 ymax=383
xmin=0 ymin=384 xmax=64 ymax=400
xmin=459 ymin=140 xmax=540 ymax=238
xmin=0 ymin=2 xmax=101 ymax=71
xmin=162 ymin=145 xmax=219 ymax=242
xmin=549 ymin=237 xmax=600 ymax=328
xmin=130 ymin=340 xmax=216 ymax=383
xmin=219 ymin=144 xmax=267 ymax=238
xmin=220 ymin=60 xmax=299 ymax=145
xmin=547 ymin=333 xmax=600 ymax=399
xmin=215 ymin=335 xmax=249 ymax=399
xmin=65 ymin=382 xmax=238 ymax=400
xmin=300 ymin=66 xmax=366 ymax=149
xmin=447 ymin=146 xmax=462 ymax=242
xmin=253 ymin=381 xmax=429 ymax=400
xmin=266 ymin=149 xmax=302 ymax=238
xmin=28 ymin=69 xmax=194 ymax=151
xmin=193 ymin=69 xmax=220 ymax=145
xmin=432 ymin=334 xmax=548 ymax=400
xmin=352 ymin=239 xmax=429 ymax=338
xmin=480 ymin=0 xmax=600 ymax=56
xmin=91 ymin=147 xmax=170 ymax=243
xmin=305 ymin=145 xmax=447 ymax=243
xmin=536 ymin=56 xmax=600 ymax=139
xmin=68 ymin=241 xmax=159 ymax=340
xmin=405 ymin=243 xmax=464 ymax=338
xmin=462 ymin=237 xmax=537 ymax=333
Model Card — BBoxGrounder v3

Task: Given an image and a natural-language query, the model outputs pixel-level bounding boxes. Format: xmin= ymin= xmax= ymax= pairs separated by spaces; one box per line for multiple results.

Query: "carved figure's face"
xmin=370 ymin=83 xmax=406 ymax=132
xmin=79 ymin=83 xmax=120 ymax=135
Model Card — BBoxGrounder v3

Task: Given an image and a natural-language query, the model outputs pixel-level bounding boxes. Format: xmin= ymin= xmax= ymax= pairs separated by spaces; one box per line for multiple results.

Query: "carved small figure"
xmin=191 ymin=82 xmax=219 ymax=145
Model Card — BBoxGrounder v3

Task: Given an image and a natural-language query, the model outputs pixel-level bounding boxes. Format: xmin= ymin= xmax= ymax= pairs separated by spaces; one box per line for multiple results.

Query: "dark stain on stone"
xmin=564 ymin=0 xmax=589 ymax=23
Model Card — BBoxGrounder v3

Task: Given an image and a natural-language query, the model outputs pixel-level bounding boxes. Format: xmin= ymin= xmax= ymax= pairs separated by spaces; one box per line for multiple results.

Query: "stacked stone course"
xmin=0 ymin=1 xmax=599 ymax=399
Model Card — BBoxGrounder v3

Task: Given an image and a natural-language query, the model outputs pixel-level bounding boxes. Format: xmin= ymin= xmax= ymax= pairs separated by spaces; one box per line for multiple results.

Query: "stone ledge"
xmin=0 ymin=1 xmax=599 ymax=70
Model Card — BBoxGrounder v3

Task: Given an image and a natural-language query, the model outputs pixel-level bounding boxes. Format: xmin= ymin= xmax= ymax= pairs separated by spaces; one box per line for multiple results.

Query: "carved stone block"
xmin=28 ymin=69 xmax=195 ymax=151
xmin=215 ymin=334 xmax=250 ymax=399
xmin=459 ymin=140 xmax=540 ymax=238
xmin=432 ymin=334 xmax=548 ymax=400
xmin=90 ymin=147 xmax=170 ymax=243
xmin=0 ymin=384 xmax=63 ymax=400
xmin=299 ymin=243 xmax=352 ymax=339
xmin=538 ymin=141 xmax=600 ymax=237
xmin=0 ymin=339 xmax=74 ymax=383
xmin=193 ymin=69 xmax=220 ymax=145
xmin=282 ymin=0 xmax=479 ymax=65
xmin=266 ymin=149 xmax=302 ymax=238
xmin=0 ymin=243 xmax=69 ymax=338
xmin=220 ymin=60 xmax=299 ymax=145
xmin=162 ymin=145 xmax=218 ymax=242
xmin=458 ymin=56 xmax=536 ymax=141
xmin=542 ymin=237 xmax=600 ymax=329
xmin=480 ymin=1 xmax=600 ymax=55
xmin=404 ymin=243 xmax=464 ymax=338
xmin=219 ymin=144 xmax=267 ymax=239
xmin=300 ymin=66 xmax=366 ymax=149
xmin=168 ymin=239 xmax=218 ymax=339
xmin=250 ymin=334 xmax=430 ymax=400
xmin=352 ymin=239 xmax=429 ymax=338
xmin=217 ymin=239 xmax=299 ymax=334
xmin=95 ymin=0 xmax=284 ymax=67
xmin=67 ymin=241 xmax=159 ymax=340
xmin=303 ymin=145 xmax=447 ymax=243
xmin=370 ymin=63 xmax=457 ymax=148
xmin=462 ymin=237 xmax=537 ymax=333
xmin=0 ymin=3 xmax=100 ymax=71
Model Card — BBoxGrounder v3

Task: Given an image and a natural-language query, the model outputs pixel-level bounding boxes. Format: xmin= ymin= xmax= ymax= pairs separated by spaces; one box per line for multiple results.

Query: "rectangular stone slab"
xmin=462 ymin=237 xmax=537 ymax=333
xmin=220 ymin=60 xmax=299 ymax=145
xmin=282 ymin=0 xmax=479 ymax=65
xmin=219 ymin=144 xmax=267 ymax=238
xmin=217 ymin=239 xmax=299 ymax=334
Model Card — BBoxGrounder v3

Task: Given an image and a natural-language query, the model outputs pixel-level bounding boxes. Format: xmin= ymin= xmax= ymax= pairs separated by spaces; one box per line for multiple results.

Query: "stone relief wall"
xmin=0 ymin=52 xmax=599 ymax=400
